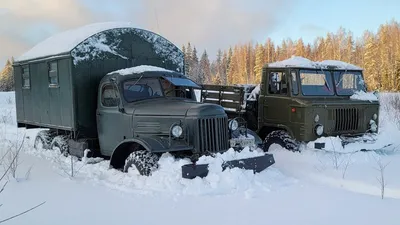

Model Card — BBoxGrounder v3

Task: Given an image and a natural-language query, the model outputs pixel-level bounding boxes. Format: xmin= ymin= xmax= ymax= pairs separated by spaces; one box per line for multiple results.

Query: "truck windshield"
xmin=333 ymin=71 xmax=366 ymax=95
xmin=299 ymin=70 xmax=334 ymax=96
xmin=122 ymin=77 xmax=164 ymax=102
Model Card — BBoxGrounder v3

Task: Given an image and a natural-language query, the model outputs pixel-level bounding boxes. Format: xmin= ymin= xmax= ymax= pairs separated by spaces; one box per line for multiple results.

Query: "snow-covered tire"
xmin=262 ymin=130 xmax=300 ymax=152
xmin=123 ymin=150 xmax=159 ymax=176
xmin=50 ymin=135 xmax=69 ymax=157
xmin=34 ymin=130 xmax=56 ymax=150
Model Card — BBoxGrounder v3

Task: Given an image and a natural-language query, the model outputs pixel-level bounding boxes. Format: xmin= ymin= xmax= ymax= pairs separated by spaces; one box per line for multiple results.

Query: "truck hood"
xmin=124 ymin=98 xmax=226 ymax=117
xmin=295 ymin=98 xmax=379 ymax=106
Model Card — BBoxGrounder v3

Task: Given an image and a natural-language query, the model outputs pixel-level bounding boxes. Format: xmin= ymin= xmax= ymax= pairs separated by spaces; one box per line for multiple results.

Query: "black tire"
xmin=50 ymin=135 xmax=69 ymax=157
xmin=34 ymin=130 xmax=56 ymax=150
xmin=123 ymin=150 xmax=159 ymax=176
xmin=262 ymin=130 xmax=300 ymax=152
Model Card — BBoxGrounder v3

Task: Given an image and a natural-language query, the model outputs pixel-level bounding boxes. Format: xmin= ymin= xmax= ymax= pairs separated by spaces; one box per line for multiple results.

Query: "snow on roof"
xmin=319 ymin=60 xmax=363 ymax=70
xmin=16 ymin=22 xmax=149 ymax=62
xmin=108 ymin=65 xmax=175 ymax=75
xmin=268 ymin=56 xmax=318 ymax=68
xmin=268 ymin=56 xmax=363 ymax=70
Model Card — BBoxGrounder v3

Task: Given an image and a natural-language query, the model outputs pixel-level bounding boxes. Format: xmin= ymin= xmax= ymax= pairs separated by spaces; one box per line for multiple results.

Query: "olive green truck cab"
xmin=12 ymin=23 xmax=274 ymax=179
xmin=201 ymin=56 xmax=380 ymax=151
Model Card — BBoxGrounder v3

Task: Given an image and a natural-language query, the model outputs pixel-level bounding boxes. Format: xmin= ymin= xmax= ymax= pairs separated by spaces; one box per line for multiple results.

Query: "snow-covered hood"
xmin=125 ymin=98 xmax=226 ymax=117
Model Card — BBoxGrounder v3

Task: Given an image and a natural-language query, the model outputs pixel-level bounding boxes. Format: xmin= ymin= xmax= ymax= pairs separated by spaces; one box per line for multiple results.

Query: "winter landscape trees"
xmin=1 ymin=20 xmax=400 ymax=92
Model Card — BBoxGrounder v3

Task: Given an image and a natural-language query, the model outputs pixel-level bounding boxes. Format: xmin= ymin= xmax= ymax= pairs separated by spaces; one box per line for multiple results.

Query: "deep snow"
xmin=1 ymin=91 xmax=400 ymax=225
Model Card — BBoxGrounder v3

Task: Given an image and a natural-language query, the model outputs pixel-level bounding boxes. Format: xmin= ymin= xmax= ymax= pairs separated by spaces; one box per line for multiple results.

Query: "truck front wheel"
xmin=262 ymin=130 xmax=300 ymax=152
xmin=123 ymin=150 xmax=159 ymax=176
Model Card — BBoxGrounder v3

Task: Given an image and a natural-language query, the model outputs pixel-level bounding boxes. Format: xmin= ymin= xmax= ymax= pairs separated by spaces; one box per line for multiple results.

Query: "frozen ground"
xmin=1 ymin=91 xmax=400 ymax=225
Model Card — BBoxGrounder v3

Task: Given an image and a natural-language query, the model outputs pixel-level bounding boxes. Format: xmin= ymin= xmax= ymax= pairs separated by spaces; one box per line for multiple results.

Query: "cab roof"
xmin=105 ymin=65 xmax=201 ymax=88
xmin=265 ymin=56 xmax=363 ymax=71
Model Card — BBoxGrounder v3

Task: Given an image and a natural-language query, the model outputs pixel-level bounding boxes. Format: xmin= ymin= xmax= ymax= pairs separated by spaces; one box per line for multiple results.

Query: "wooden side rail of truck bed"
xmin=200 ymin=84 xmax=253 ymax=113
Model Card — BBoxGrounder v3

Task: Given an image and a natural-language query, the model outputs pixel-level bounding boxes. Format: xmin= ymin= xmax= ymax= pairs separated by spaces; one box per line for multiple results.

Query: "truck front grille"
xmin=195 ymin=116 xmax=230 ymax=153
xmin=333 ymin=108 xmax=359 ymax=132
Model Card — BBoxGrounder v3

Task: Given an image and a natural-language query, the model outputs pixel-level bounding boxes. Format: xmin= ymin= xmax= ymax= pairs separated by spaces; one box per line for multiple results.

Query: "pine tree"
xmin=265 ymin=38 xmax=274 ymax=63
xmin=363 ymin=32 xmax=379 ymax=90
xmin=185 ymin=43 xmax=192 ymax=76
xmin=199 ymin=50 xmax=211 ymax=84
xmin=220 ymin=50 xmax=228 ymax=85
xmin=189 ymin=46 xmax=199 ymax=81
xmin=254 ymin=43 xmax=264 ymax=83
xmin=0 ymin=58 xmax=14 ymax=91
xmin=295 ymin=38 xmax=306 ymax=57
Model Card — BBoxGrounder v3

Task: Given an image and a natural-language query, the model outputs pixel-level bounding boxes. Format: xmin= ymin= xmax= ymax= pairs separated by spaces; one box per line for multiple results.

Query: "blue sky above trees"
xmin=0 ymin=0 xmax=399 ymax=67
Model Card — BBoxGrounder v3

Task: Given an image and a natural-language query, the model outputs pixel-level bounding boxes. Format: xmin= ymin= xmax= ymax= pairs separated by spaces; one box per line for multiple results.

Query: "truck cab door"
xmin=97 ymin=83 xmax=123 ymax=155
xmin=261 ymin=69 xmax=290 ymax=126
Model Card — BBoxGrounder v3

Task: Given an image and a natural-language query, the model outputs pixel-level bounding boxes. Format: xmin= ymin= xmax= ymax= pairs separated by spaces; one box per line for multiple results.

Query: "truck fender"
xmin=245 ymin=129 xmax=263 ymax=146
xmin=109 ymin=137 xmax=164 ymax=170
xmin=258 ymin=124 xmax=295 ymax=140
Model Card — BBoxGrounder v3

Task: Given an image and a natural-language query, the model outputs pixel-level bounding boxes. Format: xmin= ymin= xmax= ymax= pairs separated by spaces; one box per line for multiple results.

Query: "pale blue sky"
xmin=1 ymin=0 xmax=399 ymax=67
xmin=264 ymin=0 xmax=400 ymax=45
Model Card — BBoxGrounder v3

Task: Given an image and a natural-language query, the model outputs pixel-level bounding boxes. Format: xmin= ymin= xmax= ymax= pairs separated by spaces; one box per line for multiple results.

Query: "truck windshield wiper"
xmin=319 ymin=69 xmax=331 ymax=91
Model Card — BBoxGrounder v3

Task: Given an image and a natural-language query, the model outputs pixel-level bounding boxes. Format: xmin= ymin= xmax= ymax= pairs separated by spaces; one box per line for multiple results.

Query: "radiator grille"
xmin=333 ymin=108 xmax=359 ymax=132
xmin=196 ymin=116 xmax=230 ymax=153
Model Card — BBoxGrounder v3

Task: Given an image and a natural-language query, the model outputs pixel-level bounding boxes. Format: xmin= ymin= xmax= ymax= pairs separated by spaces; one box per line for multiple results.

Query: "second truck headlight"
xmin=315 ymin=124 xmax=324 ymax=136
xmin=228 ymin=119 xmax=239 ymax=131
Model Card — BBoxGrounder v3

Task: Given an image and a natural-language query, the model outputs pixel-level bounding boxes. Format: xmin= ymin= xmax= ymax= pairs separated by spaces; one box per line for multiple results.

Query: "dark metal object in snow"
xmin=181 ymin=153 xmax=275 ymax=179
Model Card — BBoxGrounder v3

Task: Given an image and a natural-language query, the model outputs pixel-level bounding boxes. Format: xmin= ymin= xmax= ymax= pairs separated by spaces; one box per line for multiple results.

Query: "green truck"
xmin=201 ymin=56 xmax=381 ymax=152
xmin=12 ymin=22 xmax=274 ymax=179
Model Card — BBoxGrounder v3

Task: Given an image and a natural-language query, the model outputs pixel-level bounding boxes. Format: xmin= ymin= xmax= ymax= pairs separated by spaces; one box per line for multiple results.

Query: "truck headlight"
xmin=315 ymin=124 xmax=324 ymax=136
xmin=171 ymin=125 xmax=183 ymax=137
xmin=373 ymin=113 xmax=378 ymax=120
xmin=228 ymin=119 xmax=239 ymax=131
xmin=314 ymin=114 xmax=320 ymax=123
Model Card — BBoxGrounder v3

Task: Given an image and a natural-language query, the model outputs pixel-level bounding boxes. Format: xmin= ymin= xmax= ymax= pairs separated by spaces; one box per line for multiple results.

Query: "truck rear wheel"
xmin=262 ymin=130 xmax=300 ymax=152
xmin=123 ymin=150 xmax=159 ymax=176
xmin=34 ymin=130 xmax=56 ymax=150
xmin=50 ymin=135 xmax=69 ymax=157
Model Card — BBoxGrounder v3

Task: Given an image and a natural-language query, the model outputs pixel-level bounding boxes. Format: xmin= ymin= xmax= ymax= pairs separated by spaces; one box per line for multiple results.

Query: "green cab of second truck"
xmin=202 ymin=57 xmax=380 ymax=151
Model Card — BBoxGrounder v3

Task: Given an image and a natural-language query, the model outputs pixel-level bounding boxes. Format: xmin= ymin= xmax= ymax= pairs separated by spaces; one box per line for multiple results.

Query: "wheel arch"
xmin=109 ymin=139 xmax=151 ymax=170
xmin=258 ymin=124 xmax=294 ymax=140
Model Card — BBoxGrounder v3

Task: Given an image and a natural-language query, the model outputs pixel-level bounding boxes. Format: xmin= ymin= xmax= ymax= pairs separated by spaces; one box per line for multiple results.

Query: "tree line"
xmin=183 ymin=19 xmax=400 ymax=92
xmin=1 ymin=19 xmax=400 ymax=92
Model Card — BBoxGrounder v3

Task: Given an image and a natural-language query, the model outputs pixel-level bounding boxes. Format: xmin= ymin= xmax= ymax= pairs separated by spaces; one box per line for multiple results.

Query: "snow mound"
xmin=23 ymin=144 xmax=294 ymax=197
xmin=350 ymin=91 xmax=379 ymax=101
xmin=268 ymin=56 xmax=363 ymax=70
xmin=108 ymin=65 xmax=174 ymax=75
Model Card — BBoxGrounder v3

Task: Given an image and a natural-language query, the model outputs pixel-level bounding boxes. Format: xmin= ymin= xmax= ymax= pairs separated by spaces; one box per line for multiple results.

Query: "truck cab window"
xmin=48 ymin=62 xmax=58 ymax=87
xmin=22 ymin=66 xmax=30 ymax=89
xmin=291 ymin=71 xmax=299 ymax=95
xmin=268 ymin=71 xmax=287 ymax=95
xmin=101 ymin=84 xmax=119 ymax=107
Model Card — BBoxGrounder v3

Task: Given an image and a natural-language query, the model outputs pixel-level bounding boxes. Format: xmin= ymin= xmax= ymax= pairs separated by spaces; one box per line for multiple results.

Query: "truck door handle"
xmin=96 ymin=112 xmax=102 ymax=116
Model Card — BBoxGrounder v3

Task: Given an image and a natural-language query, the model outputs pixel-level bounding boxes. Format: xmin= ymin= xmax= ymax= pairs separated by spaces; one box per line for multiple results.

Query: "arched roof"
xmin=16 ymin=22 xmax=182 ymax=65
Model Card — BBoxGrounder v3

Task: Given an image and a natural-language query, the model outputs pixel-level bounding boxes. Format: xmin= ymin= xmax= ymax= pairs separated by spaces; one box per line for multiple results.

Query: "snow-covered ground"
xmin=1 ymin=91 xmax=400 ymax=225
